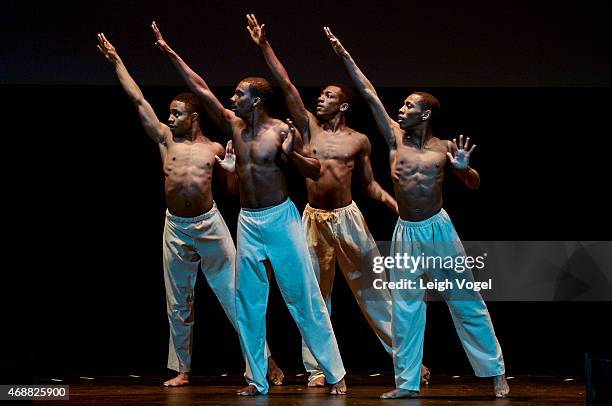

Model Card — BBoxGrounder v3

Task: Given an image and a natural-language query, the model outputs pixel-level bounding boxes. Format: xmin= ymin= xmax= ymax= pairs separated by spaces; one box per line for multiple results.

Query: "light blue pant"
xmin=235 ymin=199 xmax=346 ymax=394
xmin=390 ymin=209 xmax=505 ymax=391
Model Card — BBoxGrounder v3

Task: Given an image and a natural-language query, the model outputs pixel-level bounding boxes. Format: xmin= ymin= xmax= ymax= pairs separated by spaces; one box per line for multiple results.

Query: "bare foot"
xmin=163 ymin=372 xmax=190 ymax=387
xmin=380 ymin=388 xmax=419 ymax=399
xmin=421 ymin=365 xmax=431 ymax=384
xmin=267 ymin=357 xmax=284 ymax=386
xmin=329 ymin=378 xmax=347 ymax=395
xmin=493 ymin=374 xmax=510 ymax=398
xmin=307 ymin=375 xmax=326 ymax=387
xmin=236 ymin=384 xmax=259 ymax=396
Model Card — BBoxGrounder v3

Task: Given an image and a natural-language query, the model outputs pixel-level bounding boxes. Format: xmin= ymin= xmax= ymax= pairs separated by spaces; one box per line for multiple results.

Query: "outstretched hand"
xmin=281 ymin=119 xmax=297 ymax=155
xmin=447 ymin=134 xmax=476 ymax=170
xmin=323 ymin=26 xmax=348 ymax=57
xmin=96 ymin=33 xmax=120 ymax=63
xmin=246 ymin=14 xmax=267 ymax=46
xmin=151 ymin=21 xmax=171 ymax=52
xmin=215 ymin=140 xmax=236 ymax=172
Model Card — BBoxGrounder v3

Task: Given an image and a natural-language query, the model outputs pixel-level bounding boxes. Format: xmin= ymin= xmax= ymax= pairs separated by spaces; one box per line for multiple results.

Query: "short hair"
xmin=172 ymin=92 xmax=202 ymax=118
xmin=325 ymin=83 xmax=355 ymax=107
xmin=241 ymin=77 xmax=273 ymax=106
xmin=412 ymin=92 xmax=440 ymax=120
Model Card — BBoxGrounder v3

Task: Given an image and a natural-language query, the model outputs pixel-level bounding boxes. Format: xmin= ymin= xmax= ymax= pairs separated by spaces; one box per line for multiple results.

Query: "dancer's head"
xmin=397 ymin=92 xmax=440 ymax=130
xmin=231 ymin=77 xmax=273 ymax=118
xmin=168 ymin=92 xmax=201 ymax=135
xmin=316 ymin=83 xmax=355 ymax=119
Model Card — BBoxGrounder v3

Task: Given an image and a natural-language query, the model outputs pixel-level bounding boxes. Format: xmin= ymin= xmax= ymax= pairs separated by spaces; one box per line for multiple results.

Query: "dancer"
xmin=324 ymin=27 xmax=509 ymax=398
xmin=245 ymin=14 xmax=430 ymax=387
xmin=96 ymin=33 xmax=283 ymax=388
xmin=152 ymin=22 xmax=347 ymax=396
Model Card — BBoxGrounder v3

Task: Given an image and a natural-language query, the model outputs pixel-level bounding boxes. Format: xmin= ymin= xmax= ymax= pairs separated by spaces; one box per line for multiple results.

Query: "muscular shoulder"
xmin=428 ymin=136 xmax=450 ymax=152
xmin=212 ymin=141 xmax=225 ymax=156
xmin=270 ymin=118 xmax=288 ymax=130
xmin=351 ymin=130 xmax=369 ymax=144
xmin=351 ymin=131 xmax=371 ymax=153
xmin=443 ymin=138 xmax=455 ymax=152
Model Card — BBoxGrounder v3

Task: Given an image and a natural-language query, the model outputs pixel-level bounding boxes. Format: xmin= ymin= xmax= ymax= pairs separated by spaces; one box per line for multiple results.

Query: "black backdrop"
xmin=5 ymin=84 xmax=609 ymax=381
xmin=2 ymin=0 xmax=612 ymax=384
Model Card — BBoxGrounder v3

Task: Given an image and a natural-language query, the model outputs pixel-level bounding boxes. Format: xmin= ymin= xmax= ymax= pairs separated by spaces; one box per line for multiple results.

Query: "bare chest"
xmin=164 ymin=143 xmax=216 ymax=173
xmin=234 ymin=128 xmax=281 ymax=165
xmin=392 ymin=144 xmax=447 ymax=178
xmin=311 ymin=133 xmax=361 ymax=162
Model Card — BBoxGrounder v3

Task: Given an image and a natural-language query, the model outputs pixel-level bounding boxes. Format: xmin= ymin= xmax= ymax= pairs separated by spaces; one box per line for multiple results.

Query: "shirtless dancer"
xmin=96 ymin=33 xmax=283 ymax=388
xmin=245 ymin=14 xmax=429 ymax=387
xmin=152 ymin=22 xmax=347 ymax=396
xmin=324 ymin=28 xmax=509 ymax=398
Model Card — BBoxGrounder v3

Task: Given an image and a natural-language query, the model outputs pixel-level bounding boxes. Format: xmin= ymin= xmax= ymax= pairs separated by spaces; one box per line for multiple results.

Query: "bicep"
xmin=283 ymin=85 xmax=310 ymax=134
xmin=361 ymin=90 xmax=397 ymax=147
xmin=136 ymin=99 xmax=167 ymax=142
xmin=195 ymin=90 xmax=236 ymax=134
xmin=358 ymin=141 xmax=375 ymax=184
xmin=372 ymin=106 xmax=398 ymax=147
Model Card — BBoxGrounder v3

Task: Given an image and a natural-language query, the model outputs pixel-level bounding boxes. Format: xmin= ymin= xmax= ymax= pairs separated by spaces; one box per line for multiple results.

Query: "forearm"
xmin=162 ymin=47 xmax=211 ymax=95
xmin=290 ymin=151 xmax=321 ymax=180
xmin=367 ymin=181 xmax=399 ymax=214
xmin=340 ymin=52 xmax=379 ymax=102
xmin=259 ymin=42 xmax=309 ymax=134
xmin=113 ymin=58 xmax=145 ymax=105
xmin=260 ymin=41 xmax=293 ymax=92
xmin=339 ymin=52 xmax=395 ymax=147
xmin=456 ymin=167 xmax=481 ymax=189
xmin=227 ymin=171 xmax=239 ymax=194
xmin=260 ymin=42 xmax=292 ymax=87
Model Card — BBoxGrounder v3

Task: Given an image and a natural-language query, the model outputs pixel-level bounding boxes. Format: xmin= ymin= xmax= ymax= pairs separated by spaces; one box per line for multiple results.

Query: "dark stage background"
xmin=7 ymin=84 xmax=611 ymax=382
xmin=2 ymin=0 xmax=612 ymax=385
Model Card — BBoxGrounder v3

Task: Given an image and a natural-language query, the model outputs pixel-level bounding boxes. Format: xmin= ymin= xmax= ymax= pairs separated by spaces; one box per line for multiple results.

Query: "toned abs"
xmin=391 ymin=136 xmax=447 ymax=221
xmin=307 ymin=130 xmax=364 ymax=210
xmin=163 ymin=138 xmax=218 ymax=217
xmin=233 ymin=121 xmax=289 ymax=209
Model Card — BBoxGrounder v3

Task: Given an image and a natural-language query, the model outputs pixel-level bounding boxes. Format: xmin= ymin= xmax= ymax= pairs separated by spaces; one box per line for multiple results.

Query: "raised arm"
xmin=97 ymin=33 xmax=167 ymax=144
xmin=324 ymin=27 xmax=398 ymax=149
xmin=358 ymin=136 xmax=399 ymax=214
xmin=280 ymin=119 xmax=321 ymax=180
xmin=447 ymin=135 xmax=480 ymax=189
xmin=151 ymin=22 xmax=237 ymax=135
xmin=246 ymin=14 xmax=312 ymax=141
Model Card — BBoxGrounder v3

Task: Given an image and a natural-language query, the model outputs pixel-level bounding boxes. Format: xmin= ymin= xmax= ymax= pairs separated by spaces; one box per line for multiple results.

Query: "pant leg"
xmin=335 ymin=203 xmax=393 ymax=355
xmin=234 ymin=213 xmax=270 ymax=394
xmin=263 ymin=200 xmax=345 ymax=385
xmin=300 ymin=207 xmax=337 ymax=380
xmin=390 ymin=220 xmax=427 ymax=392
xmin=163 ymin=216 xmax=200 ymax=373
xmin=193 ymin=208 xmax=238 ymax=327
xmin=427 ymin=212 xmax=505 ymax=377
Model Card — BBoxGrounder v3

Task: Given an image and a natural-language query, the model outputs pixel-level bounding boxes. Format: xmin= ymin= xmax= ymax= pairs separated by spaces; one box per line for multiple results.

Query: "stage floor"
xmin=33 ymin=373 xmax=585 ymax=405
